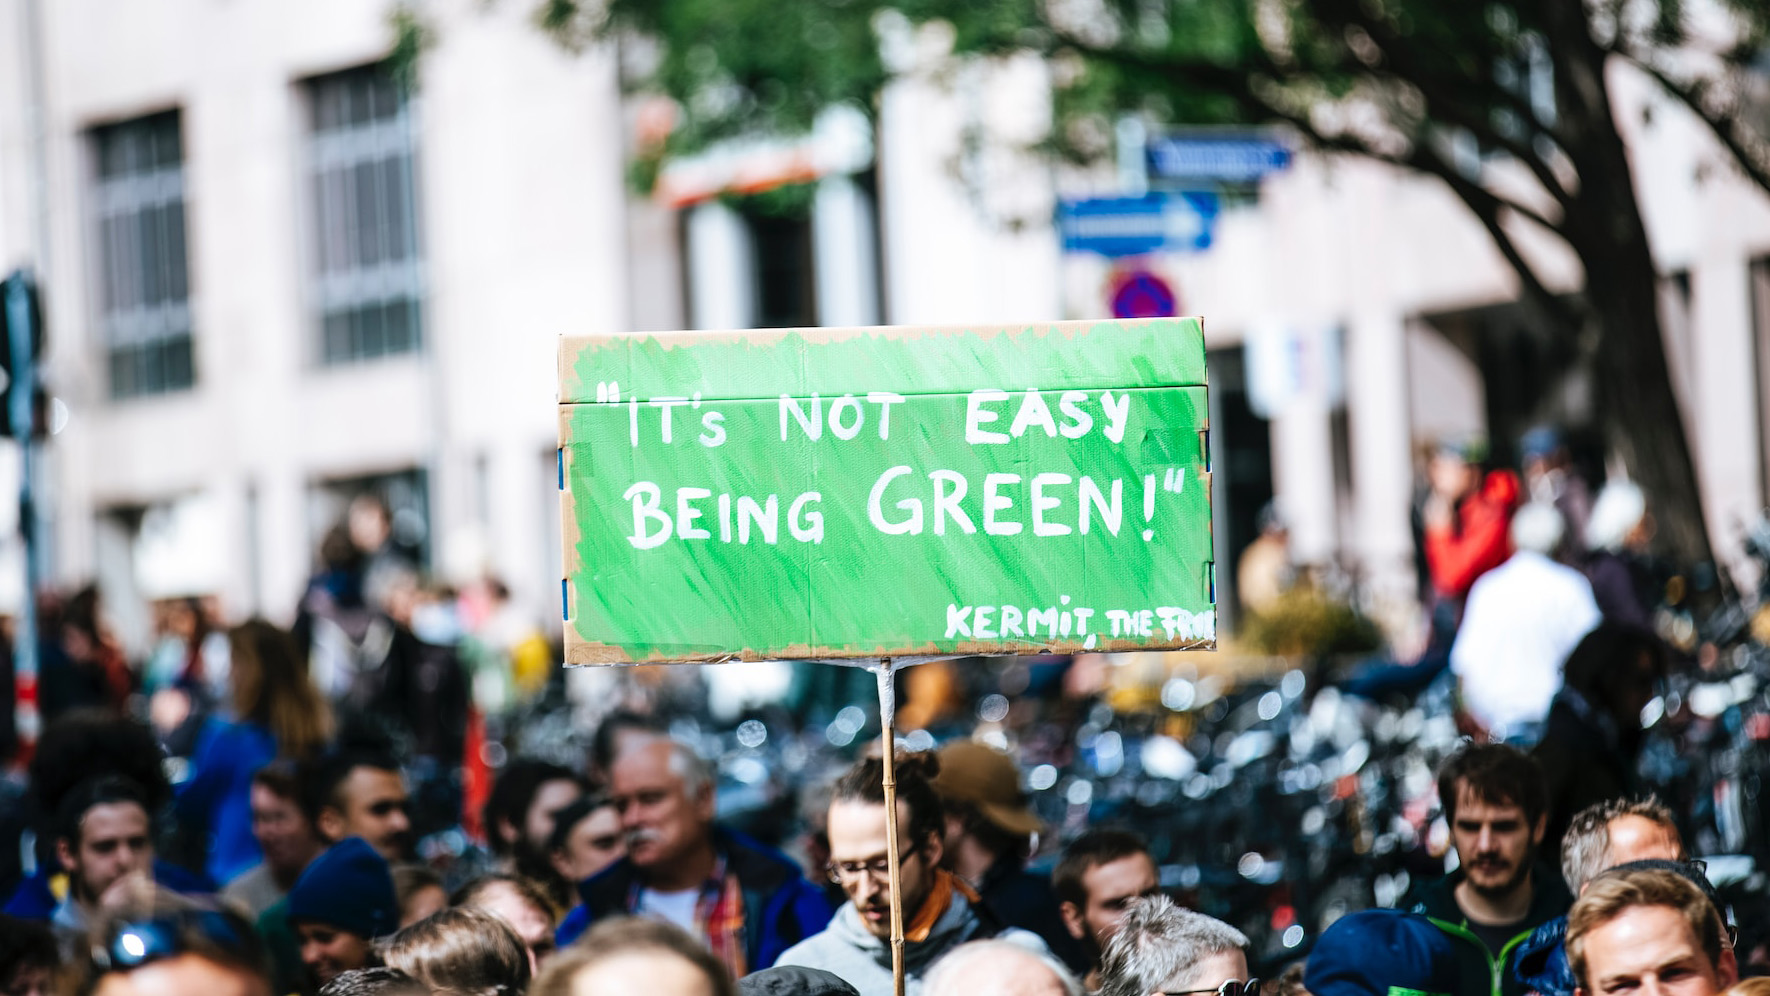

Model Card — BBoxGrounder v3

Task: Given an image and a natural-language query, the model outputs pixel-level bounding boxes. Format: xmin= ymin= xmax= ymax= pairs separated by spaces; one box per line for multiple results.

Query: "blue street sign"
xmin=1057 ymin=192 xmax=1219 ymax=258
xmin=1146 ymin=134 xmax=1292 ymax=184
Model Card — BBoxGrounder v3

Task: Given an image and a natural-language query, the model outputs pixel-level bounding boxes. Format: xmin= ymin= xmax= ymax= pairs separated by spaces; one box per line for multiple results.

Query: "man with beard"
xmin=482 ymin=759 xmax=584 ymax=908
xmin=775 ymin=752 xmax=1048 ymax=996
xmin=556 ymin=736 xmax=831 ymax=978
xmin=49 ymin=777 xmax=159 ymax=959
xmin=1052 ymin=830 xmax=1161 ymax=991
xmin=1406 ymin=744 xmax=1571 ymax=996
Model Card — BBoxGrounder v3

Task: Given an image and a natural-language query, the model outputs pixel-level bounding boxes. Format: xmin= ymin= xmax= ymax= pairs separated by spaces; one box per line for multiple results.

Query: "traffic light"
xmin=0 ymin=270 xmax=47 ymax=439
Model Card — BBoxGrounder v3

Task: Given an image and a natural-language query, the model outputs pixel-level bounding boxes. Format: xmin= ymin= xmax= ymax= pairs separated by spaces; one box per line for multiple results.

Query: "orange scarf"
xmin=903 ymin=870 xmax=981 ymax=943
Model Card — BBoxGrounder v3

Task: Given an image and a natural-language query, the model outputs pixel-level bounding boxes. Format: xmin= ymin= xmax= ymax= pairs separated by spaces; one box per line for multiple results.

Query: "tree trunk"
xmin=1544 ymin=0 xmax=1715 ymax=571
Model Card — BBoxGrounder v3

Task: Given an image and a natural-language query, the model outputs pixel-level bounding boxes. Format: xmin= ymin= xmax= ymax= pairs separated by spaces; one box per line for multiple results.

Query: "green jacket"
xmin=1404 ymin=865 xmax=1572 ymax=996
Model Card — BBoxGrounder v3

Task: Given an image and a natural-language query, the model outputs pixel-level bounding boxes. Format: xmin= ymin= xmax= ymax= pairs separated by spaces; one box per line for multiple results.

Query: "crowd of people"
xmin=0 ymin=696 xmax=1758 ymax=996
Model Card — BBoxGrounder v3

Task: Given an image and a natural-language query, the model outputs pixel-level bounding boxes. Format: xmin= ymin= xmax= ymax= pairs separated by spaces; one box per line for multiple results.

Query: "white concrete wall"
xmin=0 ymin=0 xmax=628 ymax=634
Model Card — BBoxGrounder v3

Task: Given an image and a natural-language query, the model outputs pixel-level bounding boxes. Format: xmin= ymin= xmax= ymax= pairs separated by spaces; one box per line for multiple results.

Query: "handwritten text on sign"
xmin=558 ymin=319 xmax=1216 ymax=664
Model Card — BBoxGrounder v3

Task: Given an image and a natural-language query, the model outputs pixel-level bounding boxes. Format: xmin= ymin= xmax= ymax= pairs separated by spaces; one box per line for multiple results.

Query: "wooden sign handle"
xmin=874 ymin=661 xmax=905 ymax=996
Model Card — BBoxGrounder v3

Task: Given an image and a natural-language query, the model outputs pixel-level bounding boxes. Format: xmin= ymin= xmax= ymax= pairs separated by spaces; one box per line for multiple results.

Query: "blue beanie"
xmin=1305 ymin=910 xmax=1460 ymax=996
xmin=286 ymin=837 xmax=399 ymax=940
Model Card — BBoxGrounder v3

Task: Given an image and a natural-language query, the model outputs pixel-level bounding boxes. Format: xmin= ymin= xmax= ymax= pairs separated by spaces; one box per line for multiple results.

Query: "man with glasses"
xmin=557 ymin=736 xmax=831 ymax=978
xmin=1097 ymin=895 xmax=1253 ymax=996
xmin=776 ymin=752 xmax=1049 ymax=996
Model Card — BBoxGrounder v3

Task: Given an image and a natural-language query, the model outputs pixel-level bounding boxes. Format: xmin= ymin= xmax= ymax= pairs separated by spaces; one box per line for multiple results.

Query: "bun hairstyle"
xmin=831 ymin=751 xmax=946 ymax=848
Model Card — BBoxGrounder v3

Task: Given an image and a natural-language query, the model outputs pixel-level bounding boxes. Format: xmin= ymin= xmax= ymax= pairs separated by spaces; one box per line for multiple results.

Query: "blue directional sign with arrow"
xmin=1057 ymin=192 xmax=1220 ymax=258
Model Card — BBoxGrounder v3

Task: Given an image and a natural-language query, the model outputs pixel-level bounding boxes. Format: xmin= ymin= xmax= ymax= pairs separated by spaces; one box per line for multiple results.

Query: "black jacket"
xmin=1406 ymin=864 xmax=1573 ymax=996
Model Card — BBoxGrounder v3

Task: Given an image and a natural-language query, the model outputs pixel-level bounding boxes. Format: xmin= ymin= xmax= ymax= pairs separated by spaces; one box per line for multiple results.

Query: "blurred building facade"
xmin=0 ymin=0 xmax=1766 ymax=646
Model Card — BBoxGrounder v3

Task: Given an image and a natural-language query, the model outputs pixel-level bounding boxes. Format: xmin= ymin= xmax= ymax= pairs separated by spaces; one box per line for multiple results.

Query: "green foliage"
xmin=387 ymin=3 xmax=434 ymax=93
xmin=1238 ymin=588 xmax=1382 ymax=660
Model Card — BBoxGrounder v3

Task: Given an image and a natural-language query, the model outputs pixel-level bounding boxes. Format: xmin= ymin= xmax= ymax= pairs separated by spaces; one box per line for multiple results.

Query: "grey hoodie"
xmin=773 ymin=889 xmax=1048 ymax=996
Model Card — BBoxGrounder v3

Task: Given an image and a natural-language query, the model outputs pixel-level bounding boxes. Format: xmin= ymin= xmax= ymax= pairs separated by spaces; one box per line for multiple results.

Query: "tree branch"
xmin=1615 ymin=47 xmax=1770 ymax=198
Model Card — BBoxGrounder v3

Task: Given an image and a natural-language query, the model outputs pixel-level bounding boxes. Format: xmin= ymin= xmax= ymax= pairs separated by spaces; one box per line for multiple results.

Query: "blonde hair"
xmin=1723 ymin=980 xmax=1770 ymax=996
xmin=377 ymin=907 xmax=530 ymax=996
xmin=1567 ymin=868 xmax=1724 ymax=990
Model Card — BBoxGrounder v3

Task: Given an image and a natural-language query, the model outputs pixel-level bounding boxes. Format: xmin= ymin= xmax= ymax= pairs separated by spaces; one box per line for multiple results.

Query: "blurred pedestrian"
xmin=1404 ymin=744 xmax=1569 ymax=996
xmin=298 ymin=751 xmax=413 ymax=864
xmin=221 ymin=763 xmax=327 ymax=918
xmin=1519 ymin=426 xmax=1593 ymax=566
xmin=558 ymin=737 xmax=831 ymax=975
xmin=484 ymin=758 xmax=584 ymax=905
xmin=390 ymin=865 xmax=445 ymax=929
xmin=1450 ymin=502 xmax=1601 ymax=743
xmin=4 ymin=711 xmax=204 ymax=920
xmin=1582 ymin=482 xmax=1660 ymax=629
xmin=1237 ymin=502 xmax=1291 ymax=617
xmin=452 ymin=873 xmax=558 ymax=973
xmin=1532 ymin=624 xmax=1668 ymax=857
xmin=1566 ymin=867 xmax=1736 ymax=996
xmin=176 ymin=619 xmax=334 ymax=887
xmin=0 ymin=914 xmax=57 ymax=996
xmin=376 ymin=906 xmax=530 ymax=996
xmin=533 ymin=916 xmax=735 ymax=996
xmin=775 ymin=752 xmax=1045 ymax=996
xmin=1052 ymin=830 xmax=1160 ymax=991
xmin=546 ymin=793 xmax=625 ymax=899
xmin=84 ymin=905 xmax=270 ymax=996
xmin=317 ymin=967 xmax=429 ymax=996
xmin=49 ymin=776 xmax=158 ymax=959
xmin=39 ymin=585 xmax=130 ymax=721
xmin=922 ymin=939 xmax=1081 ymax=996
xmin=931 ymin=741 xmax=1085 ymax=973
xmin=1420 ymin=436 xmax=1521 ymax=605
xmin=1303 ymin=908 xmax=1466 ymax=996
xmin=286 ymin=837 xmax=400 ymax=989
xmin=1096 ymin=895 xmax=1250 ymax=996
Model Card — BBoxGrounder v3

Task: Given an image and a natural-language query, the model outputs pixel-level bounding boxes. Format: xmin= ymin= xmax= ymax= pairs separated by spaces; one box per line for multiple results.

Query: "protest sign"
xmin=558 ymin=317 xmax=1215 ymax=664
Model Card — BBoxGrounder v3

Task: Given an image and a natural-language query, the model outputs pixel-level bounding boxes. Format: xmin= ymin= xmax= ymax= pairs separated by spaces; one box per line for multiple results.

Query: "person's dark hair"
xmin=1562 ymin=624 xmax=1668 ymax=716
xmin=545 ymin=792 xmax=614 ymax=855
xmin=377 ymin=906 xmax=530 ymax=996
xmin=531 ymin=916 xmax=734 ymax=996
xmin=252 ymin=759 xmax=301 ymax=804
xmin=830 ymin=752 xmax=945 ymax=850
xmin=1437 ymin=742 xmax=1547 ymax=826
xmin=1054 ymin=829 xmax=1152 ymax=909
xmin=30 ymin=710 xmax=170 ymax=825
xmin=298 ymin=750 xmax=403 ymax=829
xmin=56 ymin=776 xmax=151 ymax=849
xmin=482 ymin=759 xmax=581 ymax=857
xmin=589 ymin=710 xmax=669 ymax=778
xmin=450 ymin=873 xmax=555 ymax=925
xmin=0 ymin=913 xmax=58 ymax=984
xmin=942 ymin=798 xmax=1031 ymax=865
xmin=318 ymin=966 xmax=431 ymax=996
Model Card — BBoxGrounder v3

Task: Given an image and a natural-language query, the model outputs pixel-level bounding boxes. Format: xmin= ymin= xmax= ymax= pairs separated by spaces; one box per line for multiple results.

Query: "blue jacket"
xmin=1513 ymin=915 xmax=1575 ymax=996
xmin=174 ymin=717 xmax=279 ymax=886
xmin=557 ymin=827 xmax=833 ymax=971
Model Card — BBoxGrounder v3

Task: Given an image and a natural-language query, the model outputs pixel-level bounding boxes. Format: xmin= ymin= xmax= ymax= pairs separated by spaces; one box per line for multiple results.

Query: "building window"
xmin=306 ymin=64 xmax=423 ymax=364
xmin=1752 ymin=257 xmax=1770 ymax=503
xmin=92 ymin=111 xmax=195 ymax=399
xmin=747 ymin=211 xmax=817 ymax=329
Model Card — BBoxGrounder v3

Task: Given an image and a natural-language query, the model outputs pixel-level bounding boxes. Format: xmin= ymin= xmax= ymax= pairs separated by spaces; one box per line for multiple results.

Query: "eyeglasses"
xmin=1165 ymin=980 xmax=1262 ymax=996
xmin=91 ymin=908 xmax=261 ymax=973
xmin=826 ymin=842 xmax=923 ymax=884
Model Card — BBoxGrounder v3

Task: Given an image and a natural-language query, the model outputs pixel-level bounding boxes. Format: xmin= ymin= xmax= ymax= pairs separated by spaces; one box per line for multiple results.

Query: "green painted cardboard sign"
xmin=558 ymin=318 xmax=1215 ymax=664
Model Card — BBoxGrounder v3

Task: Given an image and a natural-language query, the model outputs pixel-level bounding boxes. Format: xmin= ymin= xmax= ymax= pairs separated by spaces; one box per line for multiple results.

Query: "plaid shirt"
xmin=629 ymin=855 xmax=748 ymax=978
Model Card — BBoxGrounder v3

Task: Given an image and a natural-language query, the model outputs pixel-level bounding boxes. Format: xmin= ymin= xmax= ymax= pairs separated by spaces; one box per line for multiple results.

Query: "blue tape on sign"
xmin=1208 ymin=562 xmax=1217 ymax=604
xmin=561 ymin=579 xmax=569 ymax=621
xmin=557 ymin=448 xmax=564 ymax=491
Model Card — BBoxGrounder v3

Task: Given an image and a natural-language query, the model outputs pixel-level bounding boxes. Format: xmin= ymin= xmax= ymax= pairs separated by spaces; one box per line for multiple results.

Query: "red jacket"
xmin=1425 ymin=470 xmax=1521 ymax=599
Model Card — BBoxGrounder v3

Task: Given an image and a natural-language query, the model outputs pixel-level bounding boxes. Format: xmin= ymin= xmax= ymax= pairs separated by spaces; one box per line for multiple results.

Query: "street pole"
xmin=873 ymin=659 xmax=904 ymax=996
xmin=3 ymin=272 xmax=39 ymax=760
